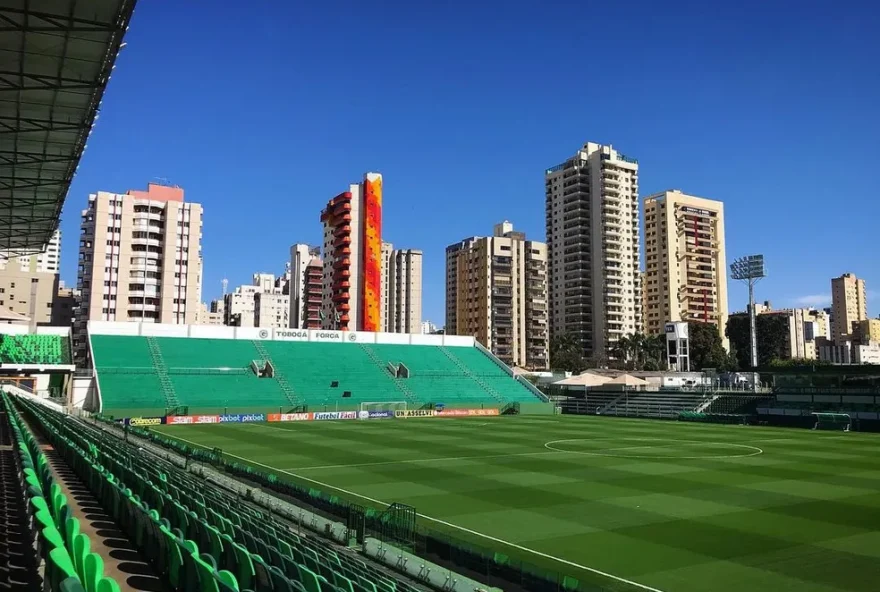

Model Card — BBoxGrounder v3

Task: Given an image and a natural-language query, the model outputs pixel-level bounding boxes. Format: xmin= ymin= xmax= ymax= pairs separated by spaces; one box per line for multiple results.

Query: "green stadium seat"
xmin=0 ymin=334 xmax=70 ymax=364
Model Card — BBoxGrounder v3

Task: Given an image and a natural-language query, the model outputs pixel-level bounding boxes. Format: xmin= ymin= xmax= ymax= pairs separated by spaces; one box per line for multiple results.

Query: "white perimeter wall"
xmin=88 ymin=321 xmax=475 ymax=347
xmin=0 ymin=325 xmax=71 ymax=336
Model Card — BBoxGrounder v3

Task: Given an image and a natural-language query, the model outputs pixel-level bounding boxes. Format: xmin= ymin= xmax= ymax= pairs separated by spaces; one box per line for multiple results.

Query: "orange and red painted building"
xmin=320 ymin=173 xmax=383 ymax=332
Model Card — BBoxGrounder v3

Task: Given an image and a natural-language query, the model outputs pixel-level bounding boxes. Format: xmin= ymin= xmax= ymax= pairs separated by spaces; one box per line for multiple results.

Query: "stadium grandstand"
xmin=84 ymin=321 xmax=551 ymax=418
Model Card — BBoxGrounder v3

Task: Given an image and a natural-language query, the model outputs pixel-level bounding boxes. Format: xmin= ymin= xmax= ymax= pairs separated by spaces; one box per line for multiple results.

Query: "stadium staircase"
xmin=438 ymin=347 xmax=505 ymax=405
xmin=13 ymin=394 xmax=433 ymax=592
xmin=695 ymin=392 xmax=721 ymax=413
xmin=147 ymin=337 xmax=181 ymax=409
xmin=358 ymin=344 xmax=418 ymax=405
xmin=252 ymin=341 xmax=304 ymax=409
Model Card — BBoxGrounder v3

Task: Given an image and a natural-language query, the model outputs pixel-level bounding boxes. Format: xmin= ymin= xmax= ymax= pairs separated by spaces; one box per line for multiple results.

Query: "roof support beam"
xmin=0 ymin=7 xmax=119 ymax=33
xmin=0 ymin=70 xmax=101 ymax=92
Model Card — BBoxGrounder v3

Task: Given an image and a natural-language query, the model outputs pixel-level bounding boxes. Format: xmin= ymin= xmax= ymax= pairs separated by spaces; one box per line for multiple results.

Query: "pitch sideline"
xmin=165 ymin=432 xmax=667 ymax=592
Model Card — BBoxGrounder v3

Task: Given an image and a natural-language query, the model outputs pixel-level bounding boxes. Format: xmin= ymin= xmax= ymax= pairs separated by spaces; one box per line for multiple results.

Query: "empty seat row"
xmin=2 ymin=392 xmax=120 ymax=592
xmin=17 ymin=397 xmax=424 ymax=592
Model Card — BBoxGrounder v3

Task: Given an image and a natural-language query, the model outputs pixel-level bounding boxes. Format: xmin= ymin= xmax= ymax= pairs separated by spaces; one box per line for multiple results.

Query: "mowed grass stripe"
xmin=154 ymin=416 xmax=880 ymax=592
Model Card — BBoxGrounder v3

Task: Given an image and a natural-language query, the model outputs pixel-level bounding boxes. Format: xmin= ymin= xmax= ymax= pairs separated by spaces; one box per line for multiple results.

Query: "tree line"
xmin=549 ymin=315 xmax=813 ymax=373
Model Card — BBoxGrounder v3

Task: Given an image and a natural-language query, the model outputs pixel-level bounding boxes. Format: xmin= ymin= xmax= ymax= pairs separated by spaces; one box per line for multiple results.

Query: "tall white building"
xmin=382 ymin=245 xmax=423 ymax=334
xmin=289 ymin=244 xmax=323 ymax=329
xmin=0 ymin=229 xmax=60 ymax=273
xmin=545 ymin=142 xmax=642 ymax=360
xmin=224 ymin=272 xmax=289 ymax=328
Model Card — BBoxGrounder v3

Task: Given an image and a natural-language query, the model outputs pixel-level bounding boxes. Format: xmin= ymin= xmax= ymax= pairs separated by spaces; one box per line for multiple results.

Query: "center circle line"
xmin=543 ymin=438 xmax=764 ymax=460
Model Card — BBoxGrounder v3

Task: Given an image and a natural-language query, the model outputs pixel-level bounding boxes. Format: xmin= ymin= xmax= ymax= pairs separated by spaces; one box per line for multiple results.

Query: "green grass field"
xmin=154 ymin=415 xmax=880 ymax=592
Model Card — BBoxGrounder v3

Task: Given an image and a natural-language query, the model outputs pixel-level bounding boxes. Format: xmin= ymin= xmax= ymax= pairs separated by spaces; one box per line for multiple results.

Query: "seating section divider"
xmin=13 ymin=396 xmax=425 ymax=592
xmin=2 ymin=392 xmax=120 ymax=592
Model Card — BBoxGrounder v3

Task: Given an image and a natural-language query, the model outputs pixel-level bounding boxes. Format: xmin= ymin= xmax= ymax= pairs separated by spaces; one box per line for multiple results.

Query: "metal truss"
xmin=0 ymin=0 xmax=137 ymax=254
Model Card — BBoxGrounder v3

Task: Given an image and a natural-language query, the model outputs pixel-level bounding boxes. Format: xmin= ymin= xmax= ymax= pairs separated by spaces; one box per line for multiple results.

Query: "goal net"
xmin=359 ymin=401 xmax=408 ymax=415
xmin=812 ymin=412 xmax=851 ymax=432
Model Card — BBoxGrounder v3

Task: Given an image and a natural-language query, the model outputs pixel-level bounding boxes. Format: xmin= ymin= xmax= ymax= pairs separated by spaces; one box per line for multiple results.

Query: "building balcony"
xmin=332 ymin=292 xmax=350 ymax=302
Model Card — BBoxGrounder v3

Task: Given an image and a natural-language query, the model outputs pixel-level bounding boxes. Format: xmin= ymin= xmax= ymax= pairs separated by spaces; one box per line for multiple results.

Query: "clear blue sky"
xmin=60 ymin=0 xmax=879 ymax=324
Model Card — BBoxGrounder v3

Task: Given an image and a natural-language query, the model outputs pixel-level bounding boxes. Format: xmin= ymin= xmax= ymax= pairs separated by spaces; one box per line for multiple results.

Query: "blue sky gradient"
xmin=60 ymin=0 xmax=879 ymax=324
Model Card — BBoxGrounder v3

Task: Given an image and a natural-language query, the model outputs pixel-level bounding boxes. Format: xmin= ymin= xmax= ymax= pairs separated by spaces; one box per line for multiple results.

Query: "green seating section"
xmin=0 ymin=334 xmax=70 ymax=365
xmin=2 ymin=392 xmax=120 ymax=592
xmin=91 ymin=334 xmax=545 ymax=416
xmin=17 ymin=397 xmax=425 ymax=592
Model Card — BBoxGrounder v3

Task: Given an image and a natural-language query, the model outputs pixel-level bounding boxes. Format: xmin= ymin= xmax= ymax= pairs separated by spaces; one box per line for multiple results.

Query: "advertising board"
xmin=125 ymin=416 xmax=166 ymax=426
xmin=279 ymin=413 xmax=312 ymax=422
xmin=394 ymin=409 xmax=435 ymax=418
xmin=241 ymin=413 xmax=266 ymax=423
xmin=194 ymin=415 xmax=220 ymax=424
xmin=313 ymin=411 xmax=356 ymax=421
xmin=433 ymin=408 xmax=500 ymax=417
xmin=166 ymin=415 xmax=193 ymax=425
xmin=433 ymin=409 xmax=469 ymax=417
xmin=273 ymin=329 xmax=310 ymax=342
xmin=219 ymin=414 xmax=242 ymax=423
xmin=311 ymin=330 xmax=343 ymax=343
xmin=357 ymin=410 xmax=395 ymax=420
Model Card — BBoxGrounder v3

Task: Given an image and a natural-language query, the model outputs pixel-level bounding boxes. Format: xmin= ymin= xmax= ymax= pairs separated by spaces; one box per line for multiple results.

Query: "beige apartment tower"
xmin=381 ymin=244 xmax=423 ymax=334
xmin=0 ymin=229 xmax=62 ymax=326
xmin=545 ymin=142 xmax=641 ymax=360
xmin=643 ymin=190 xmax=728 ymax=338
xmin=446 ymin=221 xmax=548 ymax=369
xmin=831 ymin=273 xmax=867 ymax=343
xmin=74 ymin=183 xmax=203 ymax=361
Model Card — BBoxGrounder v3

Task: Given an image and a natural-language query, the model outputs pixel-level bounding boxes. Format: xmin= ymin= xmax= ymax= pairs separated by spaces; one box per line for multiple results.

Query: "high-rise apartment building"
xmin=446 ymin=221 xmax=548 ymax=369
xmin=320 ymin=173 xmax=382 ymax=331
xmin=380 ymin=241 xmax=422 ymax=334
xmin=225 ymin=273 xmax=289 ymax=328
xmin=74 ymin=183 xmax=203 ymax=360
xmin=289 ymin=244 xmax=323 ymax=329
xmin=0 ymin=229 xmax=60 ymax=274
xmin=382 ymin=245 xmax=423 ymax=334
xmin=643 ymin=190 xmax=728 ymax=338
xmin=0 ymin=229 xmax=62 ymax=326
xmin=545 ymin=142 xmax=641 ymax=360
xmin=831 ymin=273 xmax=867 ymax=343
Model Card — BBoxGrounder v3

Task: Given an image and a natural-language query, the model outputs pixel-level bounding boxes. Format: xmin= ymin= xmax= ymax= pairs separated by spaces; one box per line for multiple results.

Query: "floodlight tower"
xmin=730 ymin=255 xmax=766 ymax=369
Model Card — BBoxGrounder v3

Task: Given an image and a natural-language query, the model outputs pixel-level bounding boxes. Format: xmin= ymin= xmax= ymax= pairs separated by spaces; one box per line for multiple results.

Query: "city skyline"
xmin=51 ymin=2 xmax=878 ymax=327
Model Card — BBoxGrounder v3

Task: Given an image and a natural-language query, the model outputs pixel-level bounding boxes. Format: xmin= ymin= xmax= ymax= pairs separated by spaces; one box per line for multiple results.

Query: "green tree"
xmin=726 ymin=313 xmax=790 ymax=368
xmin=550 ymin=332 xmax=588 ymax=373
xmin=611 ymin=332 xmax=666 ymax=371
xmin=687 ymin=322 xmax=737 ymax=371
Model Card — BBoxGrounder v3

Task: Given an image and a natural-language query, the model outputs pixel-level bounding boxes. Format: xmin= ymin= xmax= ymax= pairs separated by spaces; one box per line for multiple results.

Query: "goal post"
xmin=359 ymin=401 xmax=408 ymax=414
xmin=812 ymin=412 xmax=851 ymax=432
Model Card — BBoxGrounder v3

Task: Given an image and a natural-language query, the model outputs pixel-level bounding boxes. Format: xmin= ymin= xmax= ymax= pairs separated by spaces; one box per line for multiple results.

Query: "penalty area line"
xmin=165 ymin=432 xmax=666 ymax=592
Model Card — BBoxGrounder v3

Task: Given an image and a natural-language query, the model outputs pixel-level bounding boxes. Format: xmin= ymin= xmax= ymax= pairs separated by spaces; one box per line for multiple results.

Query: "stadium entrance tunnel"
xmin=544 ymin=438 xmax=764 ymax=460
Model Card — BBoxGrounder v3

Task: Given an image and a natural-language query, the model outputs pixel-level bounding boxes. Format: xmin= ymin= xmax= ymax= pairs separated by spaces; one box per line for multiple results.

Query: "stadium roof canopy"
xmin=0 ymin=0 xmax=136 ymax=255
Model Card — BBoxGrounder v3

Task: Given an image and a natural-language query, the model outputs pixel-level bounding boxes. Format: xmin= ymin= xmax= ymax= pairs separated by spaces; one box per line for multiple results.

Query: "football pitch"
xmin=154 ymin=415 xmax=880 ymax=592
